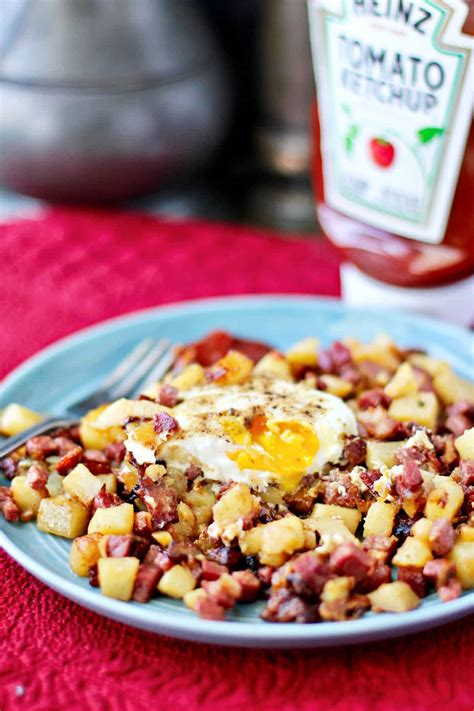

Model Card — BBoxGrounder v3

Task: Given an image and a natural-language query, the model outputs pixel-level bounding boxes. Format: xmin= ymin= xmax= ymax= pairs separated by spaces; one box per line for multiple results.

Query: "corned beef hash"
xmin=1 ymin=331 xmax=473 ymax=623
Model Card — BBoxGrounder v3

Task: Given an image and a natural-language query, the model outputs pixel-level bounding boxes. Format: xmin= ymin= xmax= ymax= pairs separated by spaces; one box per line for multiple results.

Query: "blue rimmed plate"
xmin=1 ymin=295 xmax=473 ymax=647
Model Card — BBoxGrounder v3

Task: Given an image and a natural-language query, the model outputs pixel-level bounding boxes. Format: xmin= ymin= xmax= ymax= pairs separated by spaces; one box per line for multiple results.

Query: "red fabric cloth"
xmin=0 ymin=209 xmax=472 ymax=711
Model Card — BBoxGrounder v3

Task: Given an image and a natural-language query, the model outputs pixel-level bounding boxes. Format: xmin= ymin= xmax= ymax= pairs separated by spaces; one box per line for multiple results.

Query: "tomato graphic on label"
xmin=369 ymin=138 xmax=395 ymax=169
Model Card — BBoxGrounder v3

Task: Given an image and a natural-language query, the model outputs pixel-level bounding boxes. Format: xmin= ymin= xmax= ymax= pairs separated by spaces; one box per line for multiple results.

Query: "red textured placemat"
xmin=0 ymin=209 xmax=472 ymax=711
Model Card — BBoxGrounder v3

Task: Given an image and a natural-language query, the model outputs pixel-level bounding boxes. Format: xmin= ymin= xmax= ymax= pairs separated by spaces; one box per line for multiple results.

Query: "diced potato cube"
xmin=368 ymin=581 xmax=420 ymax=612
xmin=392 ymin=537 xmax=432 ymax=568
xmin=252 ymin=351 xmax=293 ymax=381
xmin=157 ymin=564 xmax=196 ymax=598
xmin=170 ymin=501 xmax=197 ymax=540
xmin=169 ymin=363 xmax=206 ymax=390
xmin=79 ymin=404 xmax=125 ymax=449
xmin=88 ymin=503 xmax=134 ymax=535
xmin=321 ymin=576 xmax=353 ymax=603
xmin=455 ymin=427 xmax=474 ymax=460
xmin=388 ymin=392 xmax=439 ymax=430
xmin=119 ymin=465 xmax=140 ymax=493
xmin=183 ymin=587 xmax=207 ymax=611
xmin=98 ymin=557 xmax=139 ymax=601
xmin=63 ymin=463 xmax=102 ymax=505
xmin=37 ymin=495 xmax=89 ymax=538
xmin=363 ymin=501 xmax=397 ymax=538
xmin=260 ymin=516 xmax=305 ymax=566
xmin=308 ymin=504 xmax=361 ymax=534
xmin=239 ymin=525 xmax=264 ymax=555
xmin=366 ymin=440 xmax=402 ymax=470
xmin=433 ymin=365 xmax=474 ymax=405
xmin=411 ymin=517 xmax=433 ymax=542
xmin=408 ymin=354 xmax=448 ymax=378
xmin=457 ymin=525 xmax=474 ymax=543
xmin=285 ymin=338 xmax=319 ymax=368
xmin=69 ymin=533 xmax=102 ymax=576
xmin=425 ymin=478 xmax=464 ymax=522
xmin=450 ymin=542 xmax=474 ymax=588
xmin=212 ymin=484 xmax=258 ymax=529
xmin=11 ymin=475 xmax=47 ymax=516
xmin=144 ymin=464 xmax=166 ymax=482
xmin=208 ymin=350 xmax=254 ymax=385
xmin=305 ymin=517 xmax=358 ymax=545
xmin=0 ymin=404 xmax=43 ymax=436
xmin=345 ymin=334 xmax=401 ymax=371
xmin=185 ymin=485 xmax=216 ymax=526
xmin=318 ymin=375 xmax=353 ymax=398
xmin=385 ymin=362 xmax=418 ymax=398
xmin=286 ymin=337 xmax=319 ymax=365
xmin=94 ymin=398 xmax=169 ymax=429
xmin=46 ymin=471 xmax=64 ymax=498
xmin=152 ymin=531 xmax=173 ymax=546
xmin=401 ymin=496 xmax=421 ymax=519
xmin=95 ymin=473 xmax=117 ymax=494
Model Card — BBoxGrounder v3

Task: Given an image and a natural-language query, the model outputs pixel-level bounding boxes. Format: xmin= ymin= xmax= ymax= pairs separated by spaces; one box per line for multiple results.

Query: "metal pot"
xmin=0 ymin=0 xmax=231 ymax=202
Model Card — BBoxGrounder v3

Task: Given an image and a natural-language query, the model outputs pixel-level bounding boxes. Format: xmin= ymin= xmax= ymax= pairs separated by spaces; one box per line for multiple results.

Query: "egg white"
xmin=125 ymin=376 xmax=357 ymax=491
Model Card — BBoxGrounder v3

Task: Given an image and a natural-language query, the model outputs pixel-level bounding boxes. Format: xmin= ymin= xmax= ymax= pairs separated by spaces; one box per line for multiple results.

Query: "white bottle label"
xmin=308 ymin=0 xmax=473 ymax=244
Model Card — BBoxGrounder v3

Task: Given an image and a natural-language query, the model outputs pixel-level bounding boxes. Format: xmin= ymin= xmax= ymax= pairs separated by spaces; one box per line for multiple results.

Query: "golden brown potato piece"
xmin=168 ymin=363 xmax=206 ymax=390
xmin=286 ymin=338 xmax=319 ymax=368
xmin=185 ymin=485 xmax=216 ymax=526
xmin=239 ymin=525 xmax=265 ymax=555
xmin=253 ymin=351 xmax=293 ymax=381
xmin=208 ymin=350 xmax=254 ymax=385
xmin=388 ymin=392 xmax=439 ymax=430
xmin=305 ymin=517 xmax=358 ymax=547
xmin=368 ymin=581 xmax=420 ymax=612
xmin=457 ymin=525 xmax=474 ymax=543
xmin=455 ymin=428 xmax=474 ymax=460
xmin=411 ymin=518 xmax=433 ymax=542
xmin=79 ymin=404 xmax=126 ymax=450
xmin=385 ymin=362 xmax=419 ymax=398
xmin=259 ymin=516 xmax=306 ymax=566
xmin=432 ymin=365 xmax=474 ymax=405
xmin=366 ymin=440 xmax=402 ymax=470
xmin=69 ymin=534 xmax=102 ymax=576
xmin=98 ymin=557 xmax=139 ymax=601
xmin=0 ymin=404 xmax=43 ymax=436
xmin=212 ymin=484 xmax=258 ymax=530
xmin=63 ymin=464 xmax=103 ymax=506
xmin=449 ymin=542 xmax=474 ymax=589
xmin=392 ymin=537 xmax=432 ymax=568
xmin=318 ymin=375 xmax=353 ymax=398
xmin=37 ymin=495 xmax=89 ymax=538
xmin=157 ymin=565 xmax=197 ymax=598
xmin=88 ymin=503 xmax=134 ymax=535
xmin=11 ymin=475 xmax=47 ymax=517
xmin=363 ymin=502 xmax=397 ymax=538
xmin=308 ymin=503 xmax=361 ymax=535
xmin=425 ymin=478 xmax=464 ymax=522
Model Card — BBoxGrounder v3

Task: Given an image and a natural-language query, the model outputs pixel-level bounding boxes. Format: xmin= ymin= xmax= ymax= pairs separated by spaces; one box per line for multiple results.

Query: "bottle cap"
xmin=341 ymin=263 xmax=474 ymax=329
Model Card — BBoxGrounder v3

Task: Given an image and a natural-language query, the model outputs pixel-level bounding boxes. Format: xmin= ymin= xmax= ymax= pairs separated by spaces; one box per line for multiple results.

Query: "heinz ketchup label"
xmin=308 ymin=0 xmax=473 ymax=244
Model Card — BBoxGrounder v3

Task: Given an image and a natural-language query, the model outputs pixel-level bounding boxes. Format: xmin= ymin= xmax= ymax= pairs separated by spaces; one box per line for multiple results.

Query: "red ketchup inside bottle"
xmin=310 ymin=1 xmax=474 ymax=289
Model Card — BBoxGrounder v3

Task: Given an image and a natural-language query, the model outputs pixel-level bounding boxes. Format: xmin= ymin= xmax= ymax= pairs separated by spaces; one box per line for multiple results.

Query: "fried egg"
xmin=125 ymin=376 xmax=357 ymax=493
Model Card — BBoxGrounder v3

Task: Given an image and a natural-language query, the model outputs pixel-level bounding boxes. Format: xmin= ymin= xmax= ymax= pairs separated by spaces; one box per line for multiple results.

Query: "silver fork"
xmin=0 ymin=338 xmax=175 ymax=459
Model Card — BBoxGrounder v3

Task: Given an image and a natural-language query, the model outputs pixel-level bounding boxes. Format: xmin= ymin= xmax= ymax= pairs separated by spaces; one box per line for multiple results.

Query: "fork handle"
xmin=0 ymin=416 xmax=78 ymax=460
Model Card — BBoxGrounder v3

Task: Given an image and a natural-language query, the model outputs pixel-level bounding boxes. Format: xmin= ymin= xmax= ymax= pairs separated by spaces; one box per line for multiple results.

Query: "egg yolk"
xmin=224 ymin=415 xmax=319 ymax=492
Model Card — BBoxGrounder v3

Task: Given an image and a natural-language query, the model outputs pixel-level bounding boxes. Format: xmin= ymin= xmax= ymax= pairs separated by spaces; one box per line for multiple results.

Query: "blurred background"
xmin=0 ymin=0 xmax=317 ymax=234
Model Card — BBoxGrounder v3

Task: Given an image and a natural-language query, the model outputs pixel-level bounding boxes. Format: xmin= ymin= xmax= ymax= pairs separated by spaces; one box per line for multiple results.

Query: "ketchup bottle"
xmin=308 ymin=0 xmax=474 ymax=324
